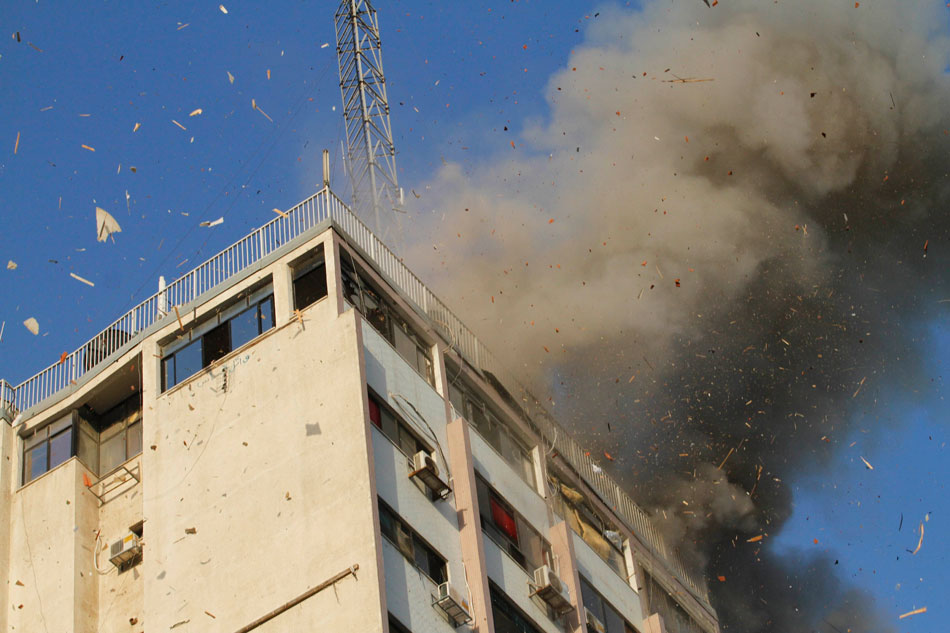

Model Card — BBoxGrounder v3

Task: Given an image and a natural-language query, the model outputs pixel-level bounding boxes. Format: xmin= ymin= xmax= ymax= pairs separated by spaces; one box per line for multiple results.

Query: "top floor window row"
xmin=161 ymin=285 xmax=274 ymax=391
xmin=449 ymin=375 xmax=536 ymax=489
xmin=341 ymin=253 xmax=435 ymax=386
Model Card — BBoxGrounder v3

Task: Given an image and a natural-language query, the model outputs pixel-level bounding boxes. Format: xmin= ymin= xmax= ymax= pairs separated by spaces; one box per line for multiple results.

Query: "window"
xmin=368 ymin=390 xmax=430 ymax=457
xmin=475 ymin=473 xmax=551 ymax=574
xmin=341 ymin=254 xmax=435 ymax=386
xmin=161 ymin=293 xmax=274 ymax=391
xmin=378 ymin=499 xmax=448 ymax=584
xmin=641 ymin=570 xmax=704 ymax=633
xmin=580 ymin=576 xmax=637 ymax=633
xmin=78 ymin=394 xmax=143 ymax=476
xmin=22 ymin=412 xmax=74 ymax=484
xmin=490 ymin=584 xmax=543 ymax=633
xmin=388 ymin=614 xmax=412 ymax=633
xmin=449 ymin=376 xmax=536 ymax=488
xmin=292 ymin=247 xmax=328 ymax=310
xmin=549 ymin=471 xmax=628 ymax=579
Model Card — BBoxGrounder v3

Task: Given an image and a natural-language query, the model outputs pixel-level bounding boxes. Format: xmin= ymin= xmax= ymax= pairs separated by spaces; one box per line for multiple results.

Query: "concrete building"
xmin=0 ymin=188 xmax=719 ymax=633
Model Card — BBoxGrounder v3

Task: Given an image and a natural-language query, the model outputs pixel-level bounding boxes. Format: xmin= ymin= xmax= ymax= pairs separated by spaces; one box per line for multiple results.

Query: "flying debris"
xmin=95 ymin=207 xmax=122 ymax=242
xmin=23 ymin=318 xmax=39 ymax=335
xmin=200 ymin=217 xmax=224 ymax=228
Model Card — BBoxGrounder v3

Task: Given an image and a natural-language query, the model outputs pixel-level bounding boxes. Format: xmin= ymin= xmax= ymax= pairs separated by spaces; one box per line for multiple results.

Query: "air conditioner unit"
xmin=409 ymin=450 xmax=450 ymax=498
xmin=585 ymin=607 xmax=607 ymax=633
xmin=431 ymin=581 xmax=472 ymax=627
xmin=532 ymin=565 xmax=574 ymax=615
xmin=108 ymin=532 xmax=142 ymax=569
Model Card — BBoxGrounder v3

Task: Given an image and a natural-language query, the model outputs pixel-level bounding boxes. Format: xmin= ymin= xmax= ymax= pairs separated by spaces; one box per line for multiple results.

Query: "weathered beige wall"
xmin=7 ymin=458 xmax=98 ymax=633
xmin=95 ymin=456 xmax=145 ymax=633
xmin=142 ymin=298 xmax=385 ymax=632
xmin=0 ymin=420 xmax=13 ymax=633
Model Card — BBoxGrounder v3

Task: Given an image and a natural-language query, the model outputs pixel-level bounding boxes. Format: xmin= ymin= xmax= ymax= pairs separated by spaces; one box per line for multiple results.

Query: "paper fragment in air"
xmin=96 ymin=207 xmax=122 ymax=242
xmin=200 ymin=217 xmax=224 ymax=228
xmin=23 ymin=318 xmax=39 ymax=335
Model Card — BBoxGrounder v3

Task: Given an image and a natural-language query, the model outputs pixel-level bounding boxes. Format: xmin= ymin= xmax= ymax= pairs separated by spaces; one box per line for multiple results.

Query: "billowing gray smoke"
xmin=401 ymin=2 xmax=950 ymax=631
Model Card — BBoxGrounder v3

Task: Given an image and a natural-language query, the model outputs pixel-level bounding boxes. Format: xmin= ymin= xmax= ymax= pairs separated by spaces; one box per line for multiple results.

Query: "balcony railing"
xmin=3 ymin=186 xmax=712 ymax=617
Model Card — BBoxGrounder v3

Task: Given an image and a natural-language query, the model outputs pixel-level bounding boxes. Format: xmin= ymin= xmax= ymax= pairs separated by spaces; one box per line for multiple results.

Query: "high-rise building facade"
xmin=0 ymin=188 xmax=719 ymax=633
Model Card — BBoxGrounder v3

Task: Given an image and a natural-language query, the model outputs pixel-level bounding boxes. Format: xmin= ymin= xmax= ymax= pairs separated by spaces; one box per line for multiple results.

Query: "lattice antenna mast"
xmin=335 ymin=0 xmax=402 ymax=235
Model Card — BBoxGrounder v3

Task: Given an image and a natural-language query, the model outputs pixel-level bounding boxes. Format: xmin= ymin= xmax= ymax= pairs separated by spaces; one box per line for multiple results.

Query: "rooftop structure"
xmin=0 ymin=187 xmax=719 ymax=633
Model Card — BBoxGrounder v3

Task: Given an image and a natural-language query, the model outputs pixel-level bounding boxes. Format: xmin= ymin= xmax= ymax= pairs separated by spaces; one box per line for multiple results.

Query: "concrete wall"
xmin=6 ymin=458 xmax=99 ymax=633
xmin=0 ymin=420 xmax=12 ymax=633
xmin=95 ymin=455 xmax=144 ymax=633
xmin=142 ymin=297 xmax=385 ymax=632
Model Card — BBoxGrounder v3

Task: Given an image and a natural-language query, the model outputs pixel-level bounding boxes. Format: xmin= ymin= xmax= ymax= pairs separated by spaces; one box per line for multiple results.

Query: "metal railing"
xmin=3 ymin=186 xmax=711 ymax=613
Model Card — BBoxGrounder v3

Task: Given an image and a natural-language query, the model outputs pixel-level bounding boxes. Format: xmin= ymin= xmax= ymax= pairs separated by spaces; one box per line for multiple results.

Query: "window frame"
xmin=490 ymin=583 xmax=544 ymax=633
xmin=161 ymin=286 xmax=275 ymax=391
xmin=475 ymin=472 xmax=552 ymax=574
xmin=291 ymin=245 xmax=328 ymax=311
xmin=579 ymin=575 xmax=636 ymax=633
xmin=378 ymin=498 xmax=448 ymax=585
xmin=341 ymin=254 xmax=435 ymax=386
xmin=21 ymin=412 xmax=75 ymax=485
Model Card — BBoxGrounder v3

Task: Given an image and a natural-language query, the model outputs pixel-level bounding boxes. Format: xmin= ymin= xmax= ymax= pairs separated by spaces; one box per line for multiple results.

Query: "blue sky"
xmin=1 ymin=2 xmax=946 ymax=631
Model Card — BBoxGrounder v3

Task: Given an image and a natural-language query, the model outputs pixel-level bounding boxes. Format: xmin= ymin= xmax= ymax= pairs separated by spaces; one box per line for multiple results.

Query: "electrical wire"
xmin=93 ymin=529 xmax=112 ymax=575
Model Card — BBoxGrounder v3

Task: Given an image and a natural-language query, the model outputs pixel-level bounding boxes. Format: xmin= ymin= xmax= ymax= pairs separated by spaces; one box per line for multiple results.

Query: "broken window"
xmin=549 ymin=469 xmax=628 ymax=579
xmin=378 ymin=498 xmax=448 ymax=584
xmin=475 ymin=472 xmax=551 ymax=573
xmin=161 ymin=288 xmax=275 ymax=391
xmin=341 ymin=254 xmax=435 ymax=386
xmin=292 ymin=245 xmax=328 ymax=310
xmin=21 ymin=412 xmax=75 ymax=485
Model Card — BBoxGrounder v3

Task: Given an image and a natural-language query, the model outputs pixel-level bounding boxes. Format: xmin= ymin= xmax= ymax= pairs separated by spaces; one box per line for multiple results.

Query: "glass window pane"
xmin=604 ymin=603 xmax=626 ymax=633
xmin=202 ymin=321 xmax=231 ymax=366
xmin=393 ymin=321 xmax=419 ymax=368
xmin=379 ymin=504 xmax=397 ymax=542
xmin=293 ymin=264 xmax=327 ymax=309
xmin=100 ymin=430 xmax=126 ymax=474
xmin=395 ymin=521 xmax=414 ymax=559
xmin=170 ymin=338 xmax=202 ymax=387
xmin=398 ymin=425 xmax=418 ymax=456
xmin=162 ymin=355 xmax=175 ymax=391
xmin=49 ymin=428 xmax=72 ymax=470
xmin=229 ymin=305 xmax=260 ymax=351
xmin=127 ymin=421 xmax=143 ymax=457
xmin=428 ymin=547 xmax=447 ymax=584
xmin=580 ymin=577 xmax=604 ymax=621
xmin=259 ymin=297 xmax=274 ymax=333
xmin=24 ymin=442 xmax=48 ymax=483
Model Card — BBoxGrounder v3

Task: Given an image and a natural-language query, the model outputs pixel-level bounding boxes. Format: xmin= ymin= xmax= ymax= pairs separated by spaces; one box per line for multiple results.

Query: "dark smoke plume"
xmin=403 ymin=2 xmax=950 ymax=631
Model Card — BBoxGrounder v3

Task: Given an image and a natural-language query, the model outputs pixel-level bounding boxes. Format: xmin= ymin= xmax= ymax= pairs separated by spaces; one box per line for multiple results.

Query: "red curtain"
xmin=369 ymin=398 xmax=381 ymax=427
xmin=490 ymin=496 xmax=518 ymax=543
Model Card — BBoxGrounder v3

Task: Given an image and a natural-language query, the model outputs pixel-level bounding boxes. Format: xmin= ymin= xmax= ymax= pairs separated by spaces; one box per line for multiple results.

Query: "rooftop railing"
xmin=3 ymin=186 xmax=712 ymax=617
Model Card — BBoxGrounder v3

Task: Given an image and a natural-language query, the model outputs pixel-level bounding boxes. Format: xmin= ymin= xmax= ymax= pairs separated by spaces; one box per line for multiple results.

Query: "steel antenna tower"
xmin=334 ymin=0 xmax=402 ymax=236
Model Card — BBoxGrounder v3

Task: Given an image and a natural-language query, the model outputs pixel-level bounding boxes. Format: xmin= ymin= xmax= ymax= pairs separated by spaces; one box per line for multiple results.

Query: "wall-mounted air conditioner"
xmin=109 ymin=532 xmax=142 ymax=569
xmin=532 ymin=565 xmax=574 ymax=615
xmin=585 ymin=607 xmax=607 ymax=633
xmin=432 ymin=581 xmax=472 ymax=627
xmin=409 ymin=450 xmax=450 ymax=498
